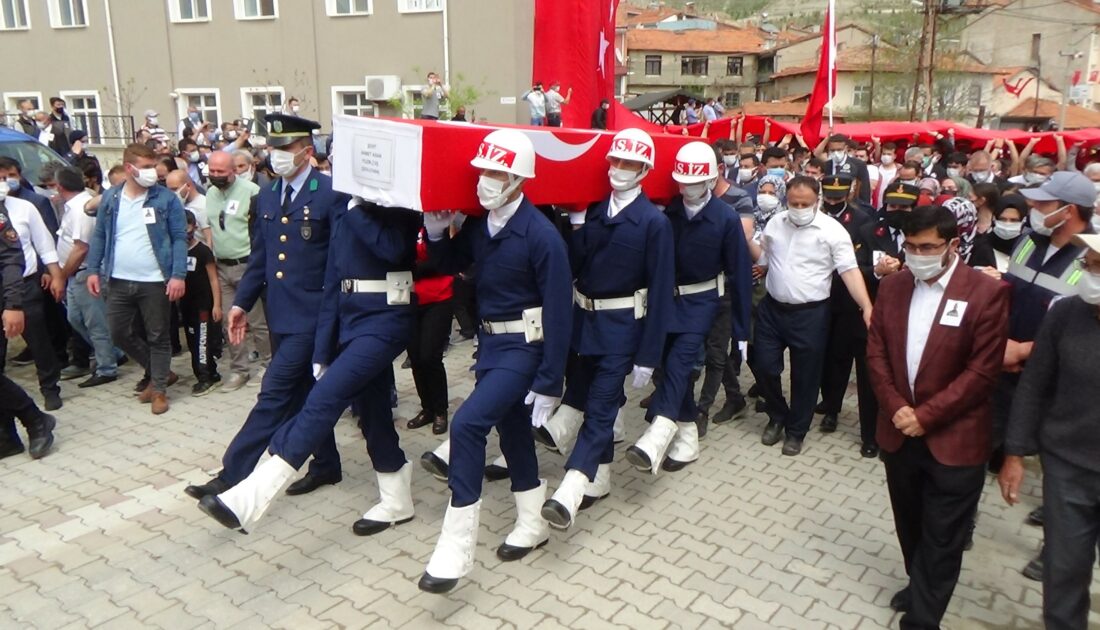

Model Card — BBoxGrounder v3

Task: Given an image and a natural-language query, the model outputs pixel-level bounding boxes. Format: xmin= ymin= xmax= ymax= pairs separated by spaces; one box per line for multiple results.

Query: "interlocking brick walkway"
xmin=0 ymin=340 xmax=1094 ymax=628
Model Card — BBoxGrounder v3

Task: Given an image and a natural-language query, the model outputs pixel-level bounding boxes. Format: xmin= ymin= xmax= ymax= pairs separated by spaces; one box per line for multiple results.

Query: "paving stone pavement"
xmin=0 ymin=338 xmax=1096 ymax=629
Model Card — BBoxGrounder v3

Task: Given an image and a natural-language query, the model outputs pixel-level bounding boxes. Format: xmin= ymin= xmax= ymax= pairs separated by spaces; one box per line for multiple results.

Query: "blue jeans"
xmin=530 ymin=116 xmax=546 ymax=126
xmin=67 ymin=270 xmax=122 ymax=377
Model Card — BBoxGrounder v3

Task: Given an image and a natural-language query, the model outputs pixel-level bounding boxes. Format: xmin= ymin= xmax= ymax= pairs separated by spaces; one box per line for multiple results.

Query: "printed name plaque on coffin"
xmin=352 ymin=132 xmax=395 ymax=189
xmin=333 ymin=115 xmax=424 ymax=211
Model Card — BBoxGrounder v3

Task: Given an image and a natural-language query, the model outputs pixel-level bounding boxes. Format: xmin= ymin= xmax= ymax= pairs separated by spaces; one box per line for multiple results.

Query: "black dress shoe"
xmin=1022 ymin=549 xmax=1043 ymax=581
xmin=819 ymin=414 xmax=838 ymax=433
xmin=197 ymin=495 xmax=244 ymax=531
xmin=44 ymin=392 xmax=62 ymax=412
xmin=406 ymin=410 xmax=433 ymax=429
xmin=134 ymin=375 xmax=150 ymax=394
xmin=532 ymin=425 xmax=557 ymax=450
xmin=695 ymin=411 xmax=709 ymax=439
xmin=963 ymin=518 xmax=976 ymax=552
xmin=483 ymin=462 xmax=509 ymax=481
xmin=285 ymin=472 xmax=342 ymax=496
xmin=418 ymin=572 xmax=459 ymax=594
xmin=814 ymin=401 xmax=827 ymax=415
xmin=755 ymin=399 xmax=768 ymax=414
xmin=352 ymin=515 xmax=413 ymax=536
xmin=497 ymin=539 xmax=548 ymax=561
xmin=639 ymin=393 xmax=652 ymax=409
xmin=432 ymin=413 xmax=449 ymax=435
xmin=747 ymin=383 xmax=759 ymax=398
xmin=184 ymin=478 xmax=230 ymax=500
xmin=78 ymin=374 xmax=118 ymax=389
xmin=541 ymin=500 xmax=572 ymax=529
xmin=579 ymin=492 xmax=607 ymax=511
xmin=0 ymin=440 xmax=25 ymax=460
xmin=860 ymin=443 xmax=879 ymax=458
xmin=713 ymin=398 xmax=747 ymax=424
xmin=761 ymin=421 xmax=783 ymax=446
xmin=27 ymin=414 xmax=56 ymax=459
xmin=420 ymin=451 xmax=449 ymax=482
xmin=781 ymin=436 xmax=803 ymax=456
xmin=9 ymin=348 xmax=33 ymax=366
xmin=624 ymin=445 xmax=654 ymax=471
xmin=1026 ymin=506 xmax=1044 ymax=527
xmin=889 ymin=587 xmax=912 ymax=612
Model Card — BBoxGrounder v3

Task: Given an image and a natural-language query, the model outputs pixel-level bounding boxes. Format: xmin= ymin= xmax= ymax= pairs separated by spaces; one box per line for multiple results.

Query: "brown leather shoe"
xmin=406 ymin=410 xmax=433 ymax=430
xmin=431 ymin=412 xmax=449 ymax=435
xmin=151 ymin=393 xmax=169 ymax=415
xmin=166 ymin=371 xmax=179 ymax=387
xmin=138 ymin=384 xmax=155 ymax=404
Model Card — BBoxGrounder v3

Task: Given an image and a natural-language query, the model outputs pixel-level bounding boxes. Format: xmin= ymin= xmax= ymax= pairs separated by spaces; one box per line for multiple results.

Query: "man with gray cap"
xmin=992 ymin=170 xmax=1095 ymax=579
xmin=139 ymin=110 xmax=169 ymax=145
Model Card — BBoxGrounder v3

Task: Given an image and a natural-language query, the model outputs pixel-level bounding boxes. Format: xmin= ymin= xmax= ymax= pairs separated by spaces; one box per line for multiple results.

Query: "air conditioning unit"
xmin=365 ymin=75 xmax=402 ymax=101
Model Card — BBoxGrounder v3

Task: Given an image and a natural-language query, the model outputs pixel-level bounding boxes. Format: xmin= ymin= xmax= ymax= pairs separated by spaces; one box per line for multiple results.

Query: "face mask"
xmin=1024 ymin=172 xmax=1048 ymax=185
xmin=147 ymin=117 xmax=158 ymax=126
xmin=188 ymin=112 xmax=201 ymax=123
xmin=188 ymin=151 xmax=201 ymax=163
xmin=176 ymin=189 xmax=188 ymax=204
xmin=270 ymin=148 xmax=303 ymax=178
xmin=679 ymin=181 xmax=711 ymax=204
xmin=921 ymin=156 xmax=932 ymax=167
xmin=738 ymin=168 xmax=755 ymax=183
xmin=788 ymin=205 xmax=816 ymax=227
xmin=0 ymin=186 xmax=7 ymax=202
xmin=907 ymin=251 xmax=949 ymax=281
xmin=971 ymin=170 xmax=991 ymax=183
xmin=900 ymin=179 xmax=919 ymax=187
xmin=1029 ymin=206 xmax=1068 ymax=236
xmin=5 ymin=177 xmax=19 ymax=193
xmin=757 ymin=193 xmax=780 ymax=213
xmin=946 ymin=168 xmax=961 ymax=179
xmin=766 ymin=167 xmax=786 ymax=179
xmin=1078 ymin=271 xmax=1100 ymax=305
xmin=208 ymin=175 xmax=230 ymax=190
xmin=291 ymin=105 xmax=301 ymax=114
xmin=132 ymin=167 xmax=157 ymax=188
xmin=722 ymin=155 xmax=738 ymax=167
xmin=880 ymin=154 xmax=895 ymax=166
xmin=608 ymin=166 xmax=644 ymax=192
xmin=36 ymin=121 xmax=48 ymax=130
xmin=227 ymin=130 xmax=239 ymax=140
xmin=477 ymin=174 xmax=519 ymax=211
xmin=238 ymin=170 xmax=254 ymax=183
xmin=885 ymin=210 xmax=908 ymax=230
xmin=830 ymin=151 xmax=846 ymax=164
xmin=823 ymin=199 xmax=846 ymax=214
xmin=993 ymin=220 xmax=1023 ymax=240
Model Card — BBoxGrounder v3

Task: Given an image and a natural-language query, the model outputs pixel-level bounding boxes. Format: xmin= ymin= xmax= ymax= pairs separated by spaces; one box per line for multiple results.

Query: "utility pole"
xmin=1058 ymin=50 xmax=1083 ymax=131
xmin=921 ymin=0 xmax=940 ymax=121
xmin=869 ymin=34 xmax=879 ymax=119
xmin=910 ymin=0 xmax=936 ymax=121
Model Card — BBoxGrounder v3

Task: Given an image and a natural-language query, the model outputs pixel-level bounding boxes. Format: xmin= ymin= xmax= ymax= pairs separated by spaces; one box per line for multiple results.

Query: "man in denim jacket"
xmin=86 ymin=143 xmax=188 ymax=414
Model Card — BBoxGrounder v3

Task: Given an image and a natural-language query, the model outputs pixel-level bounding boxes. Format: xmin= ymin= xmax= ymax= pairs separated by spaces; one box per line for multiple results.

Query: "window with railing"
xmin=61 ymin=92 xmax=102 ymax=144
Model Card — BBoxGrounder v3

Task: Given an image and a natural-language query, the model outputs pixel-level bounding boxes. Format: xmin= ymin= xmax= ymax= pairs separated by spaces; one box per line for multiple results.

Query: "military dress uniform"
xmin=186 ymin=115 xmax=347 ymax=499
xmin=816 ymin=175 xmax=877 ymax=454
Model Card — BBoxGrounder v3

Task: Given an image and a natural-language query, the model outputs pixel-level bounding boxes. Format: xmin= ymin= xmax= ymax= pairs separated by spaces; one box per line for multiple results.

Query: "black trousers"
xmin=696 ymin=294 xmax=745 ymax=414
xmin=883 ymin=438 xmax=986 ymax=630
xmin=451 ymin=273 xmax=478 ymax=338
xmin=819 ymin=307 xmax=878 ymax=445
xmin=409 ymin=299 xmax=453 ymax=415
xmin=0 ymin=277 xmax=61 ymax=398
xmin=40 ymin=284 xmax=71 ymax=366
xmin=1041 ymin=454 xmax=1100 ymax=630
xmin=0 ymin=374 xmax=46 ymax=447
xmin=181 ymin=306 xmax=222 ymax=383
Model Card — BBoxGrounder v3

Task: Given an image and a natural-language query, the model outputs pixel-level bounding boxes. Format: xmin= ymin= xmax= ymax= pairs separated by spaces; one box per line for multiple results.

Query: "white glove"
xmin=525 ymin=391 xmax=559 ymax=429
xmin=631 ymin=365 xmax=654 ymax=389
xmin=569 ymin=211 xmax=586 ymax=226
xmin=312 ymin=363 xmax=327 ymax=381
xmin=737 ymin=341 xmax=748 ymax=361
xmin=423 ymin=210 xmax=455 ymax=241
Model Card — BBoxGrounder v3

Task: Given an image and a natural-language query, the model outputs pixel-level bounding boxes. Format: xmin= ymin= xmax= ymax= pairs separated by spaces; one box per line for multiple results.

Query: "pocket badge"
xmin=300 ymin=223 xmax=312 ymax=240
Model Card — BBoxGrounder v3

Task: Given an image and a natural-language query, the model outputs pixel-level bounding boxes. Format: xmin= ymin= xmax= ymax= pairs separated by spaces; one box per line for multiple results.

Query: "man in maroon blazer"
xmin=866 ymin=205 xmax=1010 ymax=629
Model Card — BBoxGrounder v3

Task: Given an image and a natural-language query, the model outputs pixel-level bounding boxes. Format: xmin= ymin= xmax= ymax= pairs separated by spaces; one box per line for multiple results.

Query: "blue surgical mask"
xmin=188 ymin=112 xmax=201 ymax=123
xmin=766 ymin=167 xmax=786 ymax=179
xmin=5 ymin=177 xmax=19 ymax=193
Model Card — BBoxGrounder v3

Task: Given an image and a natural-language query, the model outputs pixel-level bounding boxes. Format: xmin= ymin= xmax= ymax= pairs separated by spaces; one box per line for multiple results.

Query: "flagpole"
xmin=827 ymin=0 xmax=835 ymax=129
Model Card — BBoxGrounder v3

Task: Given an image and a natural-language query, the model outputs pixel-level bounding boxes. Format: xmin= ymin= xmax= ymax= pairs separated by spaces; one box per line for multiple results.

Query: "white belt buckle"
xmin=386 ymin=271 xmax=413 ymax=305
xmin=522 ymin=306 xmax=544 ymax=343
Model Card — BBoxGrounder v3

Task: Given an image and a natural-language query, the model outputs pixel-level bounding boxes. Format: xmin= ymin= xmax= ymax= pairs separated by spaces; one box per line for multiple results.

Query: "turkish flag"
xmin=801 ymin=0 xmax=836 ymax=147
xmin=533 ymin=0 xmax=619 ymax=128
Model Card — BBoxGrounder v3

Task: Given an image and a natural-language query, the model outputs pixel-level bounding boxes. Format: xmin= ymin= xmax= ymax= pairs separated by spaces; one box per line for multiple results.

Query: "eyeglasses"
xmin=1076 ymin=257 xmax=1100 ymax=274
xmin=901 ymin=241 xmax=949 ymax=255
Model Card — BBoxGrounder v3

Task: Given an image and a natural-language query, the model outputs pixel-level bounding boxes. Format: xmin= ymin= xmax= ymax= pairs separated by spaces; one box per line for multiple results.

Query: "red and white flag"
xmin=801 ymin=0 xmax=836 ymax=146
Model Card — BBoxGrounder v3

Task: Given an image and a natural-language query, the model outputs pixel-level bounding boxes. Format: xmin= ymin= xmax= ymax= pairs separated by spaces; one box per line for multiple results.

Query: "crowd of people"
xmin=1 ymin=98 xmax=1099 ymax=629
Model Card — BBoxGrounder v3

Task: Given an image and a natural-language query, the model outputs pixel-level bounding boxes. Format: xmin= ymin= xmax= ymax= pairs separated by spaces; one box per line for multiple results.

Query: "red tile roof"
xmin=1002 ymin=98 xmax=1100 ymax=129
xmin=770 ymin=46 xmax=999 ymax=79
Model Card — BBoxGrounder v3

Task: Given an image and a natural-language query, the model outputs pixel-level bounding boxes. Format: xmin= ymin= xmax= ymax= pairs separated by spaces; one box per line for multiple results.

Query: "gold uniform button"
xmin=275 ymin=271 xmax=284 ymax=279
xmin=278 ymin=253 xmax=286 ymax=261
xmin=280 ymin=235 xmax=287 ymax=243
xmin=281 ymin=217 xmax=289 ymax=224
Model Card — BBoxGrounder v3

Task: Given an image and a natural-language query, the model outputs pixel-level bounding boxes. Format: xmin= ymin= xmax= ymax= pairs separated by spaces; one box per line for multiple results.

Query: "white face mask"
xmin=477 ymin=174 xmax=519 ymax=211
xmin=907 ymin=250 xmax=950 ymax=281
xmin=757 ymin=193 xmax=779 ymax=213
xmin=830 ymin=150 xmax=846 ymax=164
xmin=946 ymin=168 xmax=961 ymax=179
xmin=1029 ymin=206 xmax=1068 ymax=237
xmin=788 ymin=205 xmax=816 ymax=227
xmin=900 ymin=179 xmax=919 ymax=186
xmin=291 ymin=104 xmax=301 ymax=113
xmin=608 ymin=166 xmax=644 ymax=192
xmin=971 ymin=170 xmax=992 ymax=183
xmin=270 ymin=148 xmax=302 ymax=178
xmin=238 ymin=170 xmax=254 ymax=183
xmin=133 ymin=167 xmax=157 ymax=188
xmin=1078 ymin=271 xmax=1100 ymax=305
xmin=1024 ymin=172 xmax=1048 ymax=185
xmin=147 ymin=117 xmax=158 ymax=126
xmin=0 ymin=186 xmax=7 ymax=202
xmin=175 ymin=188 xmax=188 ymax=204
xmin=679 ymin=180 xmax=713 ymax=205
xmin=738 ymin=167 xmax=755 ymax=183
xmin=722 ymin=155 xmax=738 ymax=167
xmin=993 ymin=220 xmax=1023 ymax=240
xmin=189 ymin=151 xmax=201 ymax=163
xmin=880 ymin=154 xmax=895 ymax=166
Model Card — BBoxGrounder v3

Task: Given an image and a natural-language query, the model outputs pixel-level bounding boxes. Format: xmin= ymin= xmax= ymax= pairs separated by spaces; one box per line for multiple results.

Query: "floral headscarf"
xmin=943 ymin=196 xmax=978 ymax=264
xmin=754 ymin=173 xmax=788 ymax=231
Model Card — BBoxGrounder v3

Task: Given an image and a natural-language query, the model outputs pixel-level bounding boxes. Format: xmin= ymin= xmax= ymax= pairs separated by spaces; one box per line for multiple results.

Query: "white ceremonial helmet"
xmin=470 ymin=128 xmax=536 ymax=179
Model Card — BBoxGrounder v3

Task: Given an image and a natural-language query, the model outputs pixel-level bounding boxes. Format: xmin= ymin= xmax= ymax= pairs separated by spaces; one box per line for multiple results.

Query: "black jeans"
xmin=1041 ymin=454 xmax=1100 ymax=630
xmin=451 ymin=273 xmax=478 ymax=338
xmin=0 ymin=374 xmax=46 ymax=447
xmin=181 ymin=307 xmax=222 ymax=383
xmin=105 ymin=279 xmax=172 ymax=392
xmin=409 ymin=299 xmax=453 ymax=415
xmin=697 ymin=294 xmax=745 ymax=414
xmin=40 ymin=284 xmax=72 ymax=366
xmin=0 ymin=277 xmax=61 ymax=398
xmin=883 ymin=438 xmax=986 ymax=630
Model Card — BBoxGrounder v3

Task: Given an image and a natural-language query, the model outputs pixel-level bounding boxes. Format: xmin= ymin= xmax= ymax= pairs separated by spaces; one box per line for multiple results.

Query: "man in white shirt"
xmin=54 ymin=168 xmax=122 ymax=389
xmin=0 ymin=186 xmax=64 ymax=410
xmin=751 ymin=175 xmax=873 ymax=455
xmin=166 ymin=170 xmax=211 ymax=247
xmin=544 ymin=82 xmax=572 ymax=127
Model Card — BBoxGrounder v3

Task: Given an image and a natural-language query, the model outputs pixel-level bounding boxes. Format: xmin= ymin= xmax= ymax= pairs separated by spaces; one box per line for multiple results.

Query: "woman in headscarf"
xmin=754 ymin=173 xmax=787 ymax=234
xmin=943 ymin=196 xmax=979 ymax=265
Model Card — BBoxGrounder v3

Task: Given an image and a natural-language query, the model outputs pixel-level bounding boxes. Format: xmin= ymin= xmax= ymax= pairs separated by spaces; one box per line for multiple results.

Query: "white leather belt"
xmin=341 ymin=279 xmax=388 ymax=293
xmin=573 ymin=288 xmax=635 ymax=311
xmin=675 ymin=272 xmax=725 ymax=297
xmin=341 ymin=271 xmax=415 ymax=305
xmin=481 ymin=319 xmax=526 ymax=335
